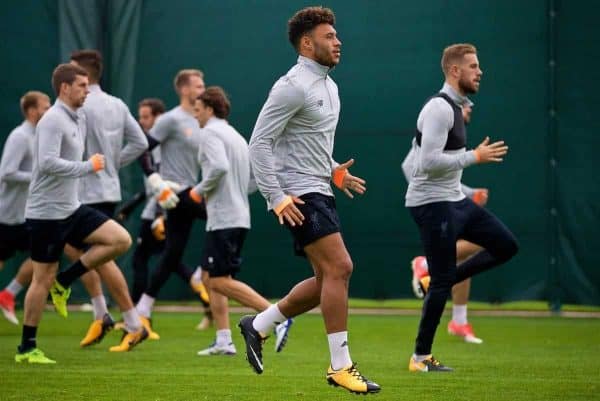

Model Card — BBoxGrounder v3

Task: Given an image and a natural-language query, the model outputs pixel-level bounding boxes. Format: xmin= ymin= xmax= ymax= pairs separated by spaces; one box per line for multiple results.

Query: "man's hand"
xmin=89 ymin=153 xmax=105 ymax=172
xmin=148 ymin=173 xmax=179 ymax=209
xmin=274 ymin=195 xmax=305 ymax=227
xmin=151 ymin=215 xmax=166 ymax=241
xmin=474 ymin=137 xmax=509 ymax=163
xmin=333 ymin=159 xmax=366 ymax=198
xmin=472 ymin=188 xmax=489 ymax=206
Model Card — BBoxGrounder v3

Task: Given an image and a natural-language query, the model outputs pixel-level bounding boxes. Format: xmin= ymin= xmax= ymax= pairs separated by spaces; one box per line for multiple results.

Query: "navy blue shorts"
xmin=201 ymin=228 xmax=247 ymax=278
xmin=0 ymin=223 xmax=30 ymax=260
xmin=69 ymin=202 xmax=117 ymax=250
xmin=27 ymin=205 xmax=110 ymax=263
xmin=284 ymin=192 xmax=341 ymax=257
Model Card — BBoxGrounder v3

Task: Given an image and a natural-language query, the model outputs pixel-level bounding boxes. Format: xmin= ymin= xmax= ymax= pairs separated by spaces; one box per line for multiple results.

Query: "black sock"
xmin=56 ymin=259 xmax=89 ymax=288
xmin=18 ymin=325 xmax=37 ymax=353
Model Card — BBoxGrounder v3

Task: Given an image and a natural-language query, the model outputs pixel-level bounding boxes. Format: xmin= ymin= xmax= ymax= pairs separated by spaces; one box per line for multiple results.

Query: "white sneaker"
xmin=197 ymin=342 xmax=236 ymax=356
xmin=274 ymin=318 xmax=293 ymax=352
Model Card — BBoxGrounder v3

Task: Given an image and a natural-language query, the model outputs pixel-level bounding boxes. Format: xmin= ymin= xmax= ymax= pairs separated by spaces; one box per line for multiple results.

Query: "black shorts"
xmin=201 ymin=228 xmax=248 ymax=277
xmin=0 ymin=223 xmax=30 ymax=261
xmin=27 ymin=205 xmax=110 ymax=263
xmin=69 ymin=202 xmax=117 ymax=250
xmin=284 ymin=192 xmax=341 ymax=257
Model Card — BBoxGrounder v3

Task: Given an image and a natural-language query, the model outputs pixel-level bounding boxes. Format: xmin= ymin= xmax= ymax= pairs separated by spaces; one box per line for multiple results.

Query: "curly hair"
xmin=288 ymin=6 xmax=336 ymax=50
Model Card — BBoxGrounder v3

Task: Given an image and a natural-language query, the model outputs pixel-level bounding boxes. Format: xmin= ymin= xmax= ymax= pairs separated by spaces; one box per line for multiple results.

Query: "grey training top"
xmin=0 ymin=121 xmax=35 ymax=224
xmin=79 ymin=85 xmax=148 ymax=204
xmin=249 ymin=55 xmax=341 ymax=210
xmin=149 ymin=106 xmax=202 ymax=188
xmin=401 ymin=139 xmax=475 ymax=199
xmin=26 ymin=99 xmax=96 ymax=219
xmin=192 ymin=117 xmax=251 ymax=231
xmin=405 ymin=83 xmax=478 ymax=207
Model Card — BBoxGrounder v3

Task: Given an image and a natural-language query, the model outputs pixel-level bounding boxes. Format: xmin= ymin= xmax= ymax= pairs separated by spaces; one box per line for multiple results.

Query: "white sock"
xmin=413 ymin=353 xmax=432 ymax=363
xmin=136 ymin=294 xmax=155 ymax=318
xmin=191 ymin=266 xmax=203 ymax=282
xmin=452 ymin=304 xmax=468 ymax=325
xmin=216 ymin=329 xmax=232 ymax=346
xmin=5 ymin=279 xmax=23 ymax=296
xmin=328 ymin=331 xmax=352 ymax=370
xmin=122 ymin=308 xmax=142 ymax=333
xmin=91 ymin=295 xmax=109 ymax=320
xmin=252 ymin=304 xmax=286 ymax=335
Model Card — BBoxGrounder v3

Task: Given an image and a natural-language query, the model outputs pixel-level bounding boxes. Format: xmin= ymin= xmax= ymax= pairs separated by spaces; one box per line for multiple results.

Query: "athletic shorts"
xmin=283 ymin=192 xmax=341 ymax=257
xmin=201 ymin=228 xmax=248 ymax=277
xmin=68 ymin=202 xmax=117 ymax=250
xmin=0 ymin=222 xmax=30 ymax=260
xmin=27 ymin=205 xmax=110 ymax=263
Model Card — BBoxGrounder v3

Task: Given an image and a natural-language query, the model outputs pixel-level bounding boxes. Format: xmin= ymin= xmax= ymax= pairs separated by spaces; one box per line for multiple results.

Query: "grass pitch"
xmin=1 ymin=311 xmax=598 ymax=400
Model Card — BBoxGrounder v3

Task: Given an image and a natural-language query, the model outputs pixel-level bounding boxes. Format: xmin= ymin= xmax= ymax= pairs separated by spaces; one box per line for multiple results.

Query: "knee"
xmin=323 ymin=257 xmax=353 ymax=281
xmin=112 ymin=229 xmax=132 ymax=255
xmin=208 ymin=276 xmax=228 ymax=293
xmin=497 ymin=235 xmax=519 ymax=262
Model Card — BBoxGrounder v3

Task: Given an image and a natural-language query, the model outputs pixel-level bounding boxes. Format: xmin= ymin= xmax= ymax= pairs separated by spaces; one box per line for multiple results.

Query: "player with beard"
xmin=403 ymin=103 xmax=488 ymax=344
xmin=240 ymin=6 xmax=380 ymax=394
xmin=405 ymin=44 xmax=518 ymax=372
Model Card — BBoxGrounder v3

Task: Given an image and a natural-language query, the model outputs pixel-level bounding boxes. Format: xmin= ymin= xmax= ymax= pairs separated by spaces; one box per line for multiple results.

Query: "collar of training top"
xmin=55 ymin=98 xmax=80 ymax=122
xmin=297 ymin=55 xmax=331 ymax=77
xmin=441 ymin=82 xmax=474 ymax=108
xmin=89 ymin=84 xmax=102 ymax=93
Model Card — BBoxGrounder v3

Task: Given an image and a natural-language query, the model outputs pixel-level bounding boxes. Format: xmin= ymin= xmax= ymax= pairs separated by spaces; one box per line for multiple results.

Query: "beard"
xmin=313 ymin=44 xmax=338 ymax=68
xmin=458 ymin=76 xmax=478 ymax=94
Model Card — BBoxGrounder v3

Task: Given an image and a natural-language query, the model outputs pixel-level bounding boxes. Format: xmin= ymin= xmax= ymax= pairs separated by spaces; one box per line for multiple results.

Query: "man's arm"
xmin=0 ymin=133 xmax=32 ymax=183
xmin=191 ymin=132 xmax=229 ymax=197
xmin=119 ymin=106 xmax=149 ymax=168
xmin=248 ymin=78 xmax=304 ymax=210
xmin=37 ymin=118 xmax=96 ymax=177
xmin=419 ymin=98 xmax=477 ymax=175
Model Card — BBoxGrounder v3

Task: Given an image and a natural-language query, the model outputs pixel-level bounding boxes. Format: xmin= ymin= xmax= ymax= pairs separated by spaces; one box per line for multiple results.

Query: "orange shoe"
xmin=448 ymin=320 xmax=483 ymax=344
xmin=0 ymin=290 xmax=18 ymax=325
xmin=139 ymin=316 xmax=160 ymax=340
xmin=408 ymin=355 xmax=453 ymax=372
xmin=190 ymin=278 xmax=210 ymax=305
xmin=410 ymin=256 xmax=429 ymax=299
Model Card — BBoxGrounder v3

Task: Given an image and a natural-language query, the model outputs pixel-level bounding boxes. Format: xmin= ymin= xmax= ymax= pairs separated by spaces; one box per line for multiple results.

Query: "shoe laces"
xmin=428 ymin=356 xmax=441 ymax=366
xmin=346 ymin=363 xmax=369 ymax=383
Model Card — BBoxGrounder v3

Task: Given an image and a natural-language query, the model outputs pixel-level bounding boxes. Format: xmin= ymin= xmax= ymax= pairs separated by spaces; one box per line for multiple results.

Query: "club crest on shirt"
xmin=317 ymin=99 xmax=324 ymax=107
xmin=183 ymin=127 xmax=193 ymax=137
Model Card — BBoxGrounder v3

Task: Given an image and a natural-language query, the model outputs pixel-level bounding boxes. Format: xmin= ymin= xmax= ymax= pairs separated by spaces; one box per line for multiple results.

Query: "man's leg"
xmin=448 ymin=240 xmax=483 ymax=343
xmin=137 ymin=205 xmax=194 ymax=319
xmin=196 ymin=278 xmax=236 ymax=356
xmin=131 ymin=219 xmax=159 ymax=303
xmin=0 ymin=258 xmax=33 ymax=324
xmin=210 ymin=276 xmax=270 ymax=312
xmin=454 ymin=202 xmax=518 ymax=283
xmin=409 ymin=202 xmax=456 ymax=372
xmin=16 ymin=261 xmax=59 ymax=363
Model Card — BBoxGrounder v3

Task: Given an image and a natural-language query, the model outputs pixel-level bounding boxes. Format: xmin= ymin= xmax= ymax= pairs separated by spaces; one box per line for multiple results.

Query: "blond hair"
xmin=441 ymin=43 xmax=477 ymax=75
xmin=20 ymin=91 xmax=50 ymax=117
xmin=173 ymin=69 xmax=204 ymax=94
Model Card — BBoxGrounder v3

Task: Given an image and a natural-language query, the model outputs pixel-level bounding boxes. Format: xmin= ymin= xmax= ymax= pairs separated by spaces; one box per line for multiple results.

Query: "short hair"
xmin=70 ymin=49 xmax=103 ymax=82
xmin=138 ymin=98 xmax=166 ymax=116
xmin=51 ymin=63 xmax=88 ymax=96
xmin=441 ymin=43 xmax=477 ymax=75
xmin=173 ymin=69 xmax=204 ymax=94
xmin=288 ymin=6 xmax=336 ymax=50
xmin=198 ymin=86 xmax=231 ymax=119
xmin=20 ymin=91 xmax=50 ymax=117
